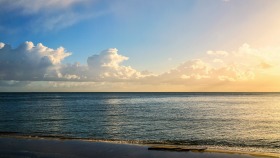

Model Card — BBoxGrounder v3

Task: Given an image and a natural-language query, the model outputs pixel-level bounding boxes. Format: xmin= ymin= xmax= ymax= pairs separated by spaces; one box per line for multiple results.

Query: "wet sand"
xmin=0 ymin=137 xmax=278 ymax=158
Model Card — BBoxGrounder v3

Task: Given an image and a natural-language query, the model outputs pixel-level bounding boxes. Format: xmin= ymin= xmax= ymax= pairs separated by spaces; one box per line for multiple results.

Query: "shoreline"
xmin=0 ymin=136 xmax=279 ymax=158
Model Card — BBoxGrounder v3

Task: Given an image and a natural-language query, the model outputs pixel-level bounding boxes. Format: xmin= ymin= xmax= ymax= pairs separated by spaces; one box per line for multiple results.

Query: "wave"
xmin=1 ymin=132 xmax=279 ymax=154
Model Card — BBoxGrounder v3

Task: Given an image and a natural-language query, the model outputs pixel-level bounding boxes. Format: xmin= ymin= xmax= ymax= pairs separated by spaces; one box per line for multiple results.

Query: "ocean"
xmin=0 ymin=92 xmax=279 ymax=154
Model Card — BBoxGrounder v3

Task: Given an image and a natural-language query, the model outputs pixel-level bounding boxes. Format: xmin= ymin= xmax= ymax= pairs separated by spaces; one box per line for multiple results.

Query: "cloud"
xmin=213 ymin=58 xmax=223 ymax=63
xmin=0 ymin=41 xmax=144 ymax=82
xmin=0 ymin=0 xmax=104 ymax=31
xmin=207 ymin=50 xmax=228 ymax=56
xmin=160 ymin=59 xmax=211 ymax=82
xmin=86 ymin=48 xmax=143 ymax=80
xmin=1 ymin=41 xmax=280 ymax=91
xmin=0 ymin=0 xmax=88 ymax=14
xmin=60 ymin=48 xmax=145 ymax=81
xmin=57 ymin=48 xmax=143 ymax=82
xmin=157 ymin=44 xmax=280 ymax=84
xmin=88 ymin=48 xmax=128 ymax=68
xmin=0 ymin=41 xmax=71 ymax=81
xmin=34 ymin=13 xmax=80 ymax=31
xmin=0 ymin=80 xmax=30 ymax=87
xmin=0 ymin=42 xmax=4 ymax=49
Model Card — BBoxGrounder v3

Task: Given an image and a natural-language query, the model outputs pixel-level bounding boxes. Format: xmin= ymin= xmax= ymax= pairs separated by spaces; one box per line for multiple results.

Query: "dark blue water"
xmin=0 ymin=92 xmax=279 ymax=153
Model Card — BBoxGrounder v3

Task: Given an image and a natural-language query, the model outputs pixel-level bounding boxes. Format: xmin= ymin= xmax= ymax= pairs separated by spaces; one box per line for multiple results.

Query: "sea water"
xmin=0 ymin=92 xmax=279 ymax=154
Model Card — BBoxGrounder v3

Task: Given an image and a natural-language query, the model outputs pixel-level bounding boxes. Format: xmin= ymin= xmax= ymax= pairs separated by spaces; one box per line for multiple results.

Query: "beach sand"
xmin=0 ymin=137 xmax=278 ymax=158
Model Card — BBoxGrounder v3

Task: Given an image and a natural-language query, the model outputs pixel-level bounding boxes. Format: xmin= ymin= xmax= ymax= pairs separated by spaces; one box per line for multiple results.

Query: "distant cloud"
xmin=1 ymin=41 xmax=280 ymax=91
xmin=87 ymin=48 xmax=143 ymax=80
xmin=0 ymin=80 xmax=30 ymax=87
xmin=207 ymin=50 xmax=228 ymax=56
xmin=0 ymin=41 xmax=71 ymax=81
xmin=0 ymin=41 xmax=144 ymax=82
xmin=212 ymin=58 xmax=224 ymax=63
xmin=0 ymin=0 xmax=88 ymax=14
xmin=158 ymin=44 xmax=280 ymax=83
xmin=0 ymin=42 xmax=4 ymax=49
xmin=259 ymin=62 xmax=272 ymax=69
xmin=59 ymin=48 xmax=145 ymax=81
xmin=160 ymin=59 xmax=211 ymax=82
xmin=0 ymin=0 xmax=104 ymax=31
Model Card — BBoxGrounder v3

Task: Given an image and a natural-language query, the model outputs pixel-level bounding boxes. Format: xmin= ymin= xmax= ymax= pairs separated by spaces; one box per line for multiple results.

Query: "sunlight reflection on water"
xmin=0 ymin=92 xmax=279 ymax=153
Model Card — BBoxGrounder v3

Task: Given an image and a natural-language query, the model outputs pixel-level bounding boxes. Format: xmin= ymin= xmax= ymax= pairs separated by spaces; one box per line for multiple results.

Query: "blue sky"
xmin=1 ymin=0 xmax=280 ymax=91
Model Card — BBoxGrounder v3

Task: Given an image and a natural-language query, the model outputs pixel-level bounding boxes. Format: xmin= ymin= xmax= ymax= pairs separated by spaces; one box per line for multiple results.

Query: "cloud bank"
xmin=0 ymin=42 xmax=144 ymax=82
xmin=0 ymin=41 xmax=279 ymax=91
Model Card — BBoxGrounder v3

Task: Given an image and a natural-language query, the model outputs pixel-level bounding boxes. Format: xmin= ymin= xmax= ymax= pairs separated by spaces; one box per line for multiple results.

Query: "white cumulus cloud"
xmin=0 ymin=42 xmax=4 ymax=49
xmin=86 ymin=48 xmax=143 ymax=80
xmin=1 ymin=41 xmax=280 ymax=91
xmin=0 ymin=42 xmax=145 ymax=82
xmin=156 ymin=44 xmax=280 ymax=84
xmin=0 ymin=41 xmax=71 ymax=81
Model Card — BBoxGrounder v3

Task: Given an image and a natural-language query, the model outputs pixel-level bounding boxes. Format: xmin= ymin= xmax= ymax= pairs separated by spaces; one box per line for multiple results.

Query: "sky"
xmin=1 ymin=0 xmax=280 ymax=92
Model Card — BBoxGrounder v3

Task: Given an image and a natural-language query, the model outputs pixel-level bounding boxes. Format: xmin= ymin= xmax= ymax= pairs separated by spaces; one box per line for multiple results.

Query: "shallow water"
xmin=0 ymin=92 xmax=279 ymax=153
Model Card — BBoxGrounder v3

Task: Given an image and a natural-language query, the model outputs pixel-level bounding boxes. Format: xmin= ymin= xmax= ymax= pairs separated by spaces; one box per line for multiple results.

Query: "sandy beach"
xmin=0 ymin=137 xmax=278 ymax=158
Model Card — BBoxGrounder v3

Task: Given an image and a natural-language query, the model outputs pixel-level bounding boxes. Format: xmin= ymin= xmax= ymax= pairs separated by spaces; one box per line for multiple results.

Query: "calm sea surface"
xmin=0 ymin=92 xmax=279 ymax=153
